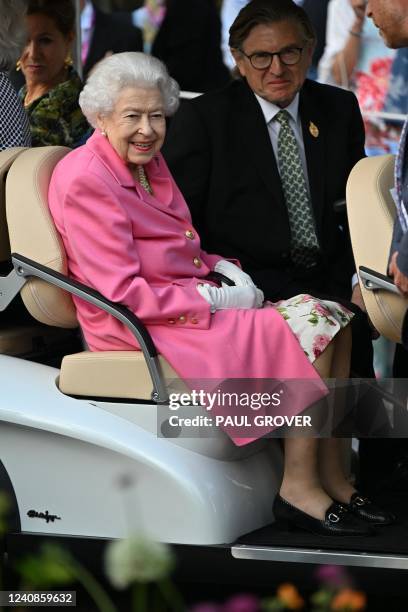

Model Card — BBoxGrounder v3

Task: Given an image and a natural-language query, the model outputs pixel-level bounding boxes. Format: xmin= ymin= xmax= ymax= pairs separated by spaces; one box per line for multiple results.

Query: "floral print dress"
xmin=265 ymin=294 xmax=354 ymax=362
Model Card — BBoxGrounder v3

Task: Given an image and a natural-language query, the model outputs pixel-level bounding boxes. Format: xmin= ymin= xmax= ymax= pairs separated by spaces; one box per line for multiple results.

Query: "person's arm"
xmin=63 ymin=173 xmax=212 ymax=329
xmin=318 ymin=0 xmax=357 ymax=86
xmin=331 ymin=0 xmax=365 ymax=86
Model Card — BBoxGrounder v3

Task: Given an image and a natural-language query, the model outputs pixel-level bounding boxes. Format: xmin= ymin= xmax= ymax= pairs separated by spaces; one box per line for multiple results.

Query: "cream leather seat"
xmin=346 ymin=154 xmax=408 ymax=342
xmin=5 ymin=146 xmax=178 ymax=400
xmin=0 ymin=148 xmax=25 ymax=267
xmin=0 ymin=147 xmax=68 ymax=357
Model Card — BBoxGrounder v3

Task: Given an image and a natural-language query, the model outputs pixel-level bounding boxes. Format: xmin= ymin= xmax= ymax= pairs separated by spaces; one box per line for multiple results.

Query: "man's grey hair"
xmin=79 ymin=52 xmax=180 ymax=127
xmin=0 ymin=0 xmax=27 ymax=71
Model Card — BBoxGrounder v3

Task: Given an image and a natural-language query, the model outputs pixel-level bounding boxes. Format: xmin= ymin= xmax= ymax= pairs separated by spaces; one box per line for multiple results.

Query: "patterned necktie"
xmin=275 ymin=110 xmax=320 ymax=268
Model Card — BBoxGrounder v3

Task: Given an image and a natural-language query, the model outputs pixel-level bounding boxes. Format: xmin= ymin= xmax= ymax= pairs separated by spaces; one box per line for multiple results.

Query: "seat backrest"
xmin=0 ymin=148 xmax=27 ymax=264
xmin=346 ymin=154 xmax=408 ymax=342
xmin=5 ymin=146 xmax=77 ymax=328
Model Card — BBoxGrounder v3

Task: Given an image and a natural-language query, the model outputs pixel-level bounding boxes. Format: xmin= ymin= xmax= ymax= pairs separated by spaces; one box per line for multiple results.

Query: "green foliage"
xmin=16 ymin=544 xmax=75 ymax=588
xmin=0 ymin=493 xmax=10 ymax=536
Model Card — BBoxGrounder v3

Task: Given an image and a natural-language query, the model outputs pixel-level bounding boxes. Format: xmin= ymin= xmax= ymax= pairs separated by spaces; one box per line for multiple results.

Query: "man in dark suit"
xmin=81 ymin=1 xmax=143 ymax=78
xmin=151 ymin=0 xmax=230 ymax=93
xmin=164 ymin=0 xmax=369 ymax=340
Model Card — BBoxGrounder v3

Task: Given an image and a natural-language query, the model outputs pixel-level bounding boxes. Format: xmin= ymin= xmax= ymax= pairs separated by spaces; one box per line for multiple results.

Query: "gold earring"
xmin=16 ymin=60 xmax=21 ymax=71
xmin=64 ymin=52 xmax=73 ymax=68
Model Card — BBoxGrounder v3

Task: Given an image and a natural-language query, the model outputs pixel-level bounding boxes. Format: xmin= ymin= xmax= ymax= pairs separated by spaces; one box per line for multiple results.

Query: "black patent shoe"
xmin=337 ymin=492 xmax=396 ymax=526
xmin=273 ymin=495 xmax=375 ymax=536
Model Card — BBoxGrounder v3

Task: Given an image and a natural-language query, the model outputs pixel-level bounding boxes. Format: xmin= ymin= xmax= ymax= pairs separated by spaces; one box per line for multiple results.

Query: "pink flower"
xmin=300 ymin=294 xmax=313 ymax=303
xmin=315 ymin=564 xmax=350 ymax=588
xmin=313 ymin=302 xmax=330 ymax=317
xmin=222 ymin=594 xmax=260 ymax=612
xmin=370 ymin=56 xmax=393 ymax=79
xmin=356 ymin=57 xmax=393 ymax=113
xmin=312 ymin=334 xmax=331 ymax=358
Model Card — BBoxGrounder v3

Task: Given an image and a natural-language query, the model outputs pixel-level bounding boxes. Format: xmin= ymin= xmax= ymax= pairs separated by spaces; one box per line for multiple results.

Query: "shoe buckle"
xmin=328 ymin=512 xmax=340 ymax=523
xmin=354 ymin=496 xmax=368 ymax=506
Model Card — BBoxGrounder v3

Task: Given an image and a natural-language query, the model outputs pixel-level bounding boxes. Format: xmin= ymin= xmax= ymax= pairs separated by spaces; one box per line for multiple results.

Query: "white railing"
xmin=363 ymin=110 xmax=406 ymax=124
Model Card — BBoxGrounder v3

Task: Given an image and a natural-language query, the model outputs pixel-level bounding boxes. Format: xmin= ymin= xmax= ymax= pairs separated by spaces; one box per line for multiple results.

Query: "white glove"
xmin=214 ymin=259 xmax=257 ymax=288
xmin=197 ymin=283 xmax=264 ymax=312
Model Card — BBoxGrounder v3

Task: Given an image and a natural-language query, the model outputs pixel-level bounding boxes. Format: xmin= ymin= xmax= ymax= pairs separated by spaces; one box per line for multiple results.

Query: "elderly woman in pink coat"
xmin=48 ymin=52 xmax=393 ymax=537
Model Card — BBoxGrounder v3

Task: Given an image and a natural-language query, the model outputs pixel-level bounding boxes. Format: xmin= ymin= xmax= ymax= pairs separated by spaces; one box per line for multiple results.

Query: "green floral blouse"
xmin=20 ymin=68 xmax=90 ymax=148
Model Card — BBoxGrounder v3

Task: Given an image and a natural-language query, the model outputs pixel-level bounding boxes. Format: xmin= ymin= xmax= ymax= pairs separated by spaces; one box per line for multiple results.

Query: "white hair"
xmin=79 ymin=52 xmax=180 ymax=128
xmin=0 ymin=0 xmax=27 ymax=71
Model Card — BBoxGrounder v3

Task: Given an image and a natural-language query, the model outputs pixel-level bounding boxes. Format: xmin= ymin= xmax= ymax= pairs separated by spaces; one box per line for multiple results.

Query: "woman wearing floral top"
xmin=18 ymin=0 xmax=90 ymax=148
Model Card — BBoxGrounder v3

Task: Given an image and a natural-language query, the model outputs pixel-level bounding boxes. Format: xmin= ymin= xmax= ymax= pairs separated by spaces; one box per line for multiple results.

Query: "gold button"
xmin=191 ymin=317 xmax=199 ymax=324
xmin=167 ymin=318 xmax=176 ymax=324
xmin=178 ymin=315 xmax=186 ymax=323
xmin=185 ymin=229 xmax=195 ymax=240
xmin=193 ymin=257 xmax=202 ymax=268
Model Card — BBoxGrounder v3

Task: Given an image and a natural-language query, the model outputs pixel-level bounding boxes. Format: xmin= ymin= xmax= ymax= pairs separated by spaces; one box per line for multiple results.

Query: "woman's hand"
xmin=197 ymin=283 xmax=264 ymax=311
xmin=214 ymin=259 xmax=257 ymax=288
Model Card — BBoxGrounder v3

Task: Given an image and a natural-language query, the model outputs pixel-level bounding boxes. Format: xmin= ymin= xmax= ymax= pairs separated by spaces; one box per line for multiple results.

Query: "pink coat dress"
xmin=48 ymin=130 xmax=327 ymax=445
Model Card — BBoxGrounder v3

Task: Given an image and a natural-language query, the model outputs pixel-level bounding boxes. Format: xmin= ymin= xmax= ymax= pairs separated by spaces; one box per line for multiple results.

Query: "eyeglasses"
xmin=238 ymin=47 xmax=304 ymax=69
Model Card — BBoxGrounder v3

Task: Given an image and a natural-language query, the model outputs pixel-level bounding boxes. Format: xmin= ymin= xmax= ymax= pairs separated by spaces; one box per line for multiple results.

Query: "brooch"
xmin=309 ymin=121 xmax=319 ymax=138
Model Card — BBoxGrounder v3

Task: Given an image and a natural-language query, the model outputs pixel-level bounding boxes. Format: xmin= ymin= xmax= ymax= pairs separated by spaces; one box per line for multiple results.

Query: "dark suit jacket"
xmin=163 ymin=78 xmax=366 ymax=301
xmin=83 ymin=6 xmax=143 ymax=78
xmin=152 ymin=0 xmax=230 ymax=93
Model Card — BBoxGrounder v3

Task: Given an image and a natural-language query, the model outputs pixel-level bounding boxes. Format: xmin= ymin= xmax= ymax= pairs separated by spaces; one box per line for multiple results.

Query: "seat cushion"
xmin=59 ymin=351 xmax=179 ymax=400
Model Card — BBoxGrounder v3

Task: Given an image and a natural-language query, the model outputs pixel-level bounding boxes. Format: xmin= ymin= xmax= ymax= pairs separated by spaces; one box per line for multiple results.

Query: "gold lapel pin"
xmin=309 ymin=121 xmax=319 ymax=138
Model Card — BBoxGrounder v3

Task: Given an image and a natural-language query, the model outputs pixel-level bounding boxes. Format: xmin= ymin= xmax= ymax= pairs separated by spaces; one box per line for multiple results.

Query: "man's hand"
xmin=351 ymin=282 xmax=366 ymax=311
xmin=389 ymin=251 xmax=408 ymax=296
xmin=350 ymin=0 xmax=366 ymax=20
